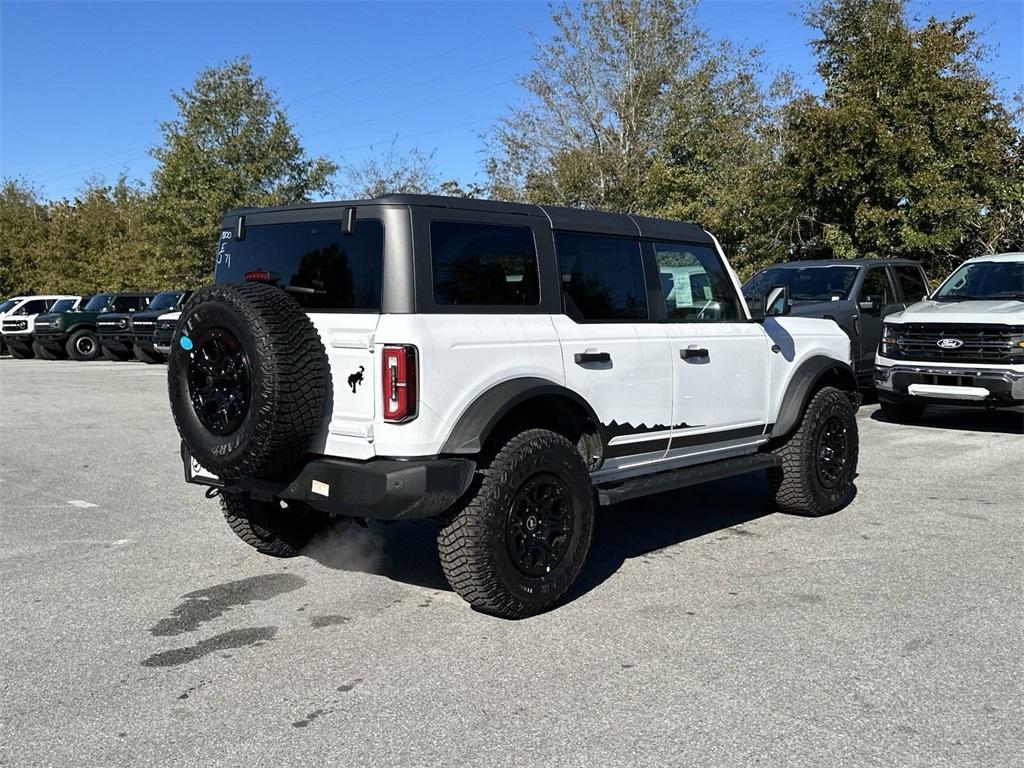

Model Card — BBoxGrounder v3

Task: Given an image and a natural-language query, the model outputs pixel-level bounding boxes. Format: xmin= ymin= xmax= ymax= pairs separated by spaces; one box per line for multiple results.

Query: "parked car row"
xmin=742 ymin=252 xmax=1024 ymax=420
xmin=0 ymin=290 xmax=189 ymax=363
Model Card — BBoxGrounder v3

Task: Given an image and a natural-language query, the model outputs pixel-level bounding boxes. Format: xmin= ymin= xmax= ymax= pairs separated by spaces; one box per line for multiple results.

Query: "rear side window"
xmin=654 ymin=242 xmax=740 ymax=321
xmin=893 ymin=265 xmax=929 ymax=301
xmin=430 ymin=221 xmax=539 ymax=306
xmin=556 ymin=233 xmax=648 ymax=321
xmin=112 ymin=296 xmax=149 ymax=312
xmin=15 ymin=299 xmax=49 ymax=315
xmin=216 ymin=219 xmax=384 ymax=311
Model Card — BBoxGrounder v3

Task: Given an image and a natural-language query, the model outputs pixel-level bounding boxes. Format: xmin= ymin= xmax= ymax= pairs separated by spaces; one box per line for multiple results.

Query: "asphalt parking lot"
xmin=1 ymin=358 xmax=1022 ymax=768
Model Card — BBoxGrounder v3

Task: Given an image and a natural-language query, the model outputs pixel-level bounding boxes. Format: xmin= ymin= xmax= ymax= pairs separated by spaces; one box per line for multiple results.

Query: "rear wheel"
xmin=66 ymin=329 xmax=100 ymax=361
xmin=134 ymin=345 xmax=165 ymax=364
xmin=6 ymin=341 xmax=34 ymax=359
xmin=879 ymin=399 xmax=925 ymax=423
xmin=220 ymin=491 xmax=329 ymax=558
xmin=768 ymin=386 xmax=859 ymax=516
xmin=33 ymin=341 xmax=65 ymax=360
xmin=437 ymin=429 xmax=594 ymax=619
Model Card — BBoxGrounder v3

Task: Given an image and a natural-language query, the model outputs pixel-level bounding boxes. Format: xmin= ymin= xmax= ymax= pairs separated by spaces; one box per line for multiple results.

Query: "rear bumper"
xmin=875 ymin=359 xmax=1024 ymax=407
xmin=182 ymin=443 xmax=476 ymax=520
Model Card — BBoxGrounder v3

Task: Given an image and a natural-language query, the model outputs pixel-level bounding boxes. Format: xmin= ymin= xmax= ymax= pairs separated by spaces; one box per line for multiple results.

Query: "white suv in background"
xmin=0 ymin=295 xmax=82 ymax=359
xmin=875 ymin=252 xmax=1024 ymax=420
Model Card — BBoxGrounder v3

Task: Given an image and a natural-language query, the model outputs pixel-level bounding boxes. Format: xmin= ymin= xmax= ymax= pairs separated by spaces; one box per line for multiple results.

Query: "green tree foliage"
xmin=150 ymin=56 xmax=337 ymax=284
xmin=0 ymin=180 xmax=48 ymax=296
xmin=778 ymin=0 xmax=1023 ymax=276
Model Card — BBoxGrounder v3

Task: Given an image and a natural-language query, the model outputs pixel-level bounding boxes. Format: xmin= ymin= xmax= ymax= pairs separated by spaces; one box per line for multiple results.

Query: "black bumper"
xmin=182 ymin=443 xmax=476 ymax=520
xmin=98 ymin=334 xmax=132 ymax=353
xmin=34 ymin=332 xmax=68 ymax=349
xmin=3 ymin=333 xmax=33 ymax=345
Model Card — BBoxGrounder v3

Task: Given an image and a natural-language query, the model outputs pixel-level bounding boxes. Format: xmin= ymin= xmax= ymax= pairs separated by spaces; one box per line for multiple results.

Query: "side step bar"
xmin=595 ymin=453 xmax=780 ymax=506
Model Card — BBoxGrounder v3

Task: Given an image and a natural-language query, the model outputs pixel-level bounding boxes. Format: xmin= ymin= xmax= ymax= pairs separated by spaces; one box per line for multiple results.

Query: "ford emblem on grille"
xmin=936 ymin=338 xmax=963 ymax=349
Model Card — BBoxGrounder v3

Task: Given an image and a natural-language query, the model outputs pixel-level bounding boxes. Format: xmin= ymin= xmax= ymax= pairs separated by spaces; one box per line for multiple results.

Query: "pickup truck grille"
xmin=889 ymin=323 xmax=1024 ymax=364
xmin=2 ymin=319 xmax=28 ymax=332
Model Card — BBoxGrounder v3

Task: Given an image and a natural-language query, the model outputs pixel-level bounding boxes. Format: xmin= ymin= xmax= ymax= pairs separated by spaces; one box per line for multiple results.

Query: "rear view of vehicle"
xmin=875 ymin=253 xmax=1024 ymax=420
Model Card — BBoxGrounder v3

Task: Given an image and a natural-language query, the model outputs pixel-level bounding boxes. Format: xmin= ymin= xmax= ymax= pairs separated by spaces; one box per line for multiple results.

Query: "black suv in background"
xmin=128 ymin=290 xmax=193 ymax=363
xmin=744 ymin=259 xmax=930 ymax=388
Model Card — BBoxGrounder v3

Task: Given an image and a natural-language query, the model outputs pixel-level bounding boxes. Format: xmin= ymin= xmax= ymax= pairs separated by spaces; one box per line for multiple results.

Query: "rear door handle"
xmin=680 ymin=347 xmax=709 ymax=360
xmin=574 ymin=351 xmax=611 ymax=365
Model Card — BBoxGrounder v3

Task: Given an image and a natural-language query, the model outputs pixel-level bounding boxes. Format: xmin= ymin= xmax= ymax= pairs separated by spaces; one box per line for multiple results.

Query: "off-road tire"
xmin=134 ymin=345 xmax=165 ymax=364
xmin=168 ymin=282 xmax=328 ymax=480
xmin=66 ymin=329 xmax=100 ymax=361
xmin=220 ymin=491 xmax=326 ymax=558
xmin=6 ymin=342 xmax=34 ymax=359
xmin=102 ymin=347 xmax=133 ymax=362
xmin=879 ymin=399 xmax=925 ymax=423
xmin=437 ymin=429 xmax=594 ymax=619
xmin=33 ymin=341 xmax=64 ymax=360
xmin=768 ymin=386 xmax=858 ymax=516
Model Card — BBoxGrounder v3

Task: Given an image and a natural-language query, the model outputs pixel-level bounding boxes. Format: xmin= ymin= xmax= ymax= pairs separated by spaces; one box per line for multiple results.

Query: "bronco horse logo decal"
xmin=348 ymin=365 xmax=365 ymax=393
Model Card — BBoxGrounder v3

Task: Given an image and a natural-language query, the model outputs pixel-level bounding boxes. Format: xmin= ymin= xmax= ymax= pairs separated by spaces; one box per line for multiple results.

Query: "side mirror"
xmin=764 ymin=285 xmax=791 ymax=317
xmin=858 ymin=296 xmax=882 ymax=311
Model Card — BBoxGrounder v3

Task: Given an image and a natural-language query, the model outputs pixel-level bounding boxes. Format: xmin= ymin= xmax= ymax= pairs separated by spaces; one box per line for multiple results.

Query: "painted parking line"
xmin=67 ymin=500 xmax=99 ymax=509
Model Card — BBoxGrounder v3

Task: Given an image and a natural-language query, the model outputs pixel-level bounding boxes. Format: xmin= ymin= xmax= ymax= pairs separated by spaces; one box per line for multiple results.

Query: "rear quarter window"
xmin=216 ymin=219 xmax=384 ymax=311
xmin=429 ymin=221 xmax=540 ymax=306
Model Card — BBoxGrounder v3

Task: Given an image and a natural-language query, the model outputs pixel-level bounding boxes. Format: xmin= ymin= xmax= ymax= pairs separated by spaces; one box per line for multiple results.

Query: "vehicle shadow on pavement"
xmin=870 ymin=407 xmax=1024 ymax=434
xmin=566 ymin=471 xmax=801 ymax=606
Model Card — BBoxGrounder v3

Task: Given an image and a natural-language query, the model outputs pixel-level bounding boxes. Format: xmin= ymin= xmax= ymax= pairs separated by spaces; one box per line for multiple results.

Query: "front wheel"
xmin=6 ymin=342 xmax=34 ymax=359
xmin=102 ymin=346 xmax=133 ymax=362
xmin=220 ymin=492 xmax=329 ymax=557
xmin=437 ymin=429 xmax=594 ymax=619
xmin=66 ymin=329 xmax=100 ymax=361
xmin=768 ymin=386 xmax=859 ymax=516
xmin=33 ymin=341 xmax=65 ymax=360
xmin=134 ymin=345 xmax=165 ymax=364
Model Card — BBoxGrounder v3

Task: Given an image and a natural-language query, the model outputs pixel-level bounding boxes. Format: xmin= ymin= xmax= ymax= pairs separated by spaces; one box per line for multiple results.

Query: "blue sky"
xmin=2 ymin=0 xmax=1021 ymax=201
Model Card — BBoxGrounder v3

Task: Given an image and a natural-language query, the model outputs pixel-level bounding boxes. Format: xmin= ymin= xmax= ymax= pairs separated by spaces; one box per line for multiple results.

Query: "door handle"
xmin=574 ymin=351 xmax=611 ymax=365
xmin=680 ymin=347 xmax=709 ymax=360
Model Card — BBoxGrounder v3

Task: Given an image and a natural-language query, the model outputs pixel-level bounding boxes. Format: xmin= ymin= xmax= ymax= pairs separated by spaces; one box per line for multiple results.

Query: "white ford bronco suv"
xmin=1 ymin=295 xmax=83 ymax=358
xmin=875 ymin=252 xmax=1024 ymax=421
xmin=168 ymin=195 xmax=860 ymax=618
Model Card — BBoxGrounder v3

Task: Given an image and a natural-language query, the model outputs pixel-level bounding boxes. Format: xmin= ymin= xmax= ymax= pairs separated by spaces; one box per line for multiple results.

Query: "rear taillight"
xmin=382 ymin=345 xmax=417 ymax=422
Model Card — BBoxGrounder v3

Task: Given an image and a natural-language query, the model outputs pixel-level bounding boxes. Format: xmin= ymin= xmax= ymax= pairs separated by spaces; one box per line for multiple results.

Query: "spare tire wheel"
xmin=168 ymin=282 xmax=328 ymax=480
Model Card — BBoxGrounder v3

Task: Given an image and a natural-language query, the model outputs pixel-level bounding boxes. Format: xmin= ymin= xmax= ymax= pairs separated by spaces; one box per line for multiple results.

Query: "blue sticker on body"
xmin=180 ymin=336 xmax=193 ymax=350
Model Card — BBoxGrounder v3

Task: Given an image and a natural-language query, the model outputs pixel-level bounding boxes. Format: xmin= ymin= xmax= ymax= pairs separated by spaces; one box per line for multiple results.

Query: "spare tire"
xmin=168 ymin=282 xmax=328 ymax=480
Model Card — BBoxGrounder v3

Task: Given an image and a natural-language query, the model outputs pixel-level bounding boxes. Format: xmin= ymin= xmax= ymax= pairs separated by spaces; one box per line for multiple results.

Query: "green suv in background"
xmin=34 ymin=292 xmax=154 ymax=361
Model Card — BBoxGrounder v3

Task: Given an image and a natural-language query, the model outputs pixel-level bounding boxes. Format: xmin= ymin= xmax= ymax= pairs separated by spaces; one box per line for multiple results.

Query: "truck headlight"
xmin=880 ymin=323 xmax=896 ymax=356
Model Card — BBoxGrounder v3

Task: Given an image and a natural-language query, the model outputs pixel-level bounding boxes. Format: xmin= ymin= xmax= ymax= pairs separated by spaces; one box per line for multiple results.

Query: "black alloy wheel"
xmin=814 ymin=415 xmax=849 ymax=489
xmin=506 ymin=474 xmax=574 ymax=577
xmin=186 ymin=328 xmax=251 ymax=436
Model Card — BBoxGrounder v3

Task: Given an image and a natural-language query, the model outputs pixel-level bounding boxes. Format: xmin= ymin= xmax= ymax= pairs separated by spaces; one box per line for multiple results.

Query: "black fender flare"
xmin=441 ymin=377 xmax=603 ymax=455
xmin=772 ymin=356 xmax=858 ymax=438
xmin=64 ymin=322 xmax=96 ymax=335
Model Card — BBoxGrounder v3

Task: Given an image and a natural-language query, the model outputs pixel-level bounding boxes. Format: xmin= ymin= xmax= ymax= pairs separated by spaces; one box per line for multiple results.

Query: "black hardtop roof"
xmin=225 ymin=194 xmax=713 ymax=245
xmin=757 ymin=258 xmax=922 ymax=269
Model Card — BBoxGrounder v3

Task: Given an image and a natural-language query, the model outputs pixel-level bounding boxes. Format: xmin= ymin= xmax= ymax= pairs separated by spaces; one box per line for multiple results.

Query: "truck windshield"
xmin=49 ymin=298 xmax=78 ymax=313
xmin=933 ymin=261 xmax=1024 ymax=301
xmin=744 ymin=265 xmax=859 ymax=301
xmin=148 ymin=292 xmax=185 ymax=311
xmin=84 ymin=294 xmax=114 ymax=311
xmin=0 ymin=299 xmax=19 ymax=313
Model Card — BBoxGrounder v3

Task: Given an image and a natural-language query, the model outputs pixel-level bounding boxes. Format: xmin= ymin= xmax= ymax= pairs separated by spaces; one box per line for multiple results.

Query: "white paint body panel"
xmin=0 ymin=295 xmax=80 ymax=337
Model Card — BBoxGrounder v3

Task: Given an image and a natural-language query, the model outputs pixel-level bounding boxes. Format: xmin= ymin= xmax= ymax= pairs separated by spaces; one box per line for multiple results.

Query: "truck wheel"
xmin=437 ymin=429 xmax=594 ymax=619
xmin=879 ymin=400 xmax=925 ymax=423
xmin=168 ymin=282 xmax=327 ymax=480
xmin=33 ymin=341 xmax=65 ymax=360
xmin=768 ymin=386 xmax=858 ymax=517
xmin=220 ymin=491 xmax=326 ymax=558
xmin=134 ymin=345 xmax=165 ymax=364
xmin=102 ymin=347 xmax=132 ymax=362
xmin=6 ymin=342 xmax=34 ymax=359
xmin=66 ymin=329 xmax=100 ymax=360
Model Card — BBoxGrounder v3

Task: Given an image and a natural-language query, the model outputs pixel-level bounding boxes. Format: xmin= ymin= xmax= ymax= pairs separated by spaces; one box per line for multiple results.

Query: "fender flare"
xmin=441 ymin=377 xmax=603 ymax=455
xmin=772 ymin=356 xmax=858 ymax=438
xmin=64 ymin=322 xmax=95 ymax=335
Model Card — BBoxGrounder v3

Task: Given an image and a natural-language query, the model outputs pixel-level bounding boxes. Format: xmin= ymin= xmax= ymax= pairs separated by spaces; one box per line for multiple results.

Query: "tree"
xmin=487 ymin=0 xmax=709 ymax=211
xmin=779 ymin=0 xmax=1023 ymax=275
xmin=150 ymin=56 xmax=337 ymax=285
xmin=342 ymin=142 xmax=440 ymax=198
xmin=0 ymin=180 xmax=48 ymax=295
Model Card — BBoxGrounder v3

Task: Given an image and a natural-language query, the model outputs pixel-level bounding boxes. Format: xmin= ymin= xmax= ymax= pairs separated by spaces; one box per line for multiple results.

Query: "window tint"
xmin=556 ymin=233 xmax=648 ymax=321
xmin=861 ymin=267 xmax=896 ymax=304
xmin=744 ymin=265 xmax=859 ymax=302
xmin=84 ymin=294 xmax=113 ymax=311
xmin=15 ymin=299 xmax=50 ymax=315
xmin=893 ymin=265 xmax=929 ymax=301
xmin=654 ymin=242 xmax=740 ymax=321
xmin=216 ymin=219 xmax=384 ymax=311
xmin=112 ymin=296 xmax=149 ymax=312
xmin=149 ymin=291 xmax=185 ymax=311
xmin=430 ymin=221 xmax=539 ymax=306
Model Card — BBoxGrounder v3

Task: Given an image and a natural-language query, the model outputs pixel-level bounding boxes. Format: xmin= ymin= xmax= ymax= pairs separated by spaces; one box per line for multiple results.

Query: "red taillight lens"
xmin=244 ymin=270 xmax=273 ymax=283
xmin=382 ymin=345 xmax=417 ymax=422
